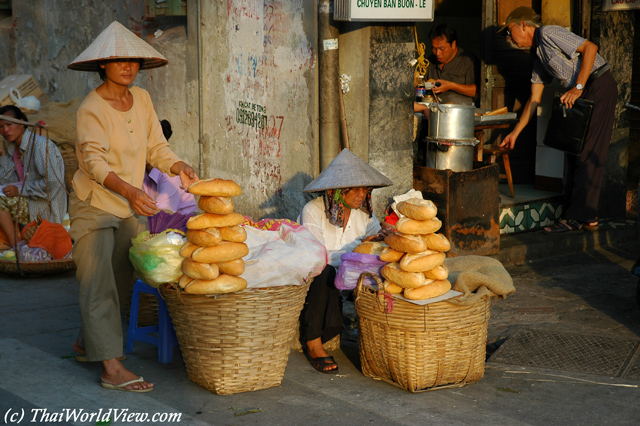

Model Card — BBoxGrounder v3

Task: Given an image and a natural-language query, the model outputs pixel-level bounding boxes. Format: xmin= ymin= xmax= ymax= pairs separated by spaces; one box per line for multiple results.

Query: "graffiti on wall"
xmin=223 ymin=0 xmax=314 ymax=200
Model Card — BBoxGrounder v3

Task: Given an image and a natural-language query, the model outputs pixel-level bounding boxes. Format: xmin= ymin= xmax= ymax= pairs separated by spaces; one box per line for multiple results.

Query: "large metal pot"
xmin=425 ymin=138 xmax=479 ymax=172
xmin=428 ymin=103 xmax=476 ymax=139
xmin=425 ymin=103 xmax=478 ymax=171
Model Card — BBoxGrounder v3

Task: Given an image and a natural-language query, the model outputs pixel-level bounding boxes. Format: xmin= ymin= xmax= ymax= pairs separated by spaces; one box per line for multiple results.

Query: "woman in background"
xmin=0 ymin=105 xmax=66 ymax=248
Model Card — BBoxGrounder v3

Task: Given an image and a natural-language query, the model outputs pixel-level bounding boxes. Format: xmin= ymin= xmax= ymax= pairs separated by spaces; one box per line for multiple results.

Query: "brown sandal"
xmin=543 ymin=219 xmax=582 ymax=234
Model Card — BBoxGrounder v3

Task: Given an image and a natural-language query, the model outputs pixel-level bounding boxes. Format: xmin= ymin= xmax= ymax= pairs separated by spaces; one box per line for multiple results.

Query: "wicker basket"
xmin=0 ymin=258 xmax=76 ymax=278
xmin=355 ymin=273 xmax=490 ymax=392
xmin=290 ymin=322 xmax=341 ymax=352
xmin=160 ymin=281 xmax=310 ymax=395
xmin=58 ymin=142 xmax=78 ymax=193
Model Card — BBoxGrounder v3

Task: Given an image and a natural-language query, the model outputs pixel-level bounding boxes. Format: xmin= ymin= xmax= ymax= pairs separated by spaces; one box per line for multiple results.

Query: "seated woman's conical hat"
xmin=303 ymin=148 xmax=393 ymax=193
xmin=68 ymin=21 xmax=168 ymax=71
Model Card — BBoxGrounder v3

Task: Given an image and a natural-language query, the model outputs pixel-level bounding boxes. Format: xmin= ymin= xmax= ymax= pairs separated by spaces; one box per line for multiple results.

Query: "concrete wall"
xmin=590 ymin=4 xmax=634 ymax=220
xmin=368 ymin=25 xmax=415 ymax=219
xmin=202 ymin=1 xmax=318 ymax=221
xmin=6 ymin=0 xmax=319 ymax=221
xmin=4 ymin=1 xmax=415 ymax=222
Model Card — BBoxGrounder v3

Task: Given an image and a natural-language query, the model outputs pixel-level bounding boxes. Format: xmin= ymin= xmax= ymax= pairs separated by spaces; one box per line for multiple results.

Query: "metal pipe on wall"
xmin=196 ymin=0 xmax=204 ymax=176
xmin=318 ymin=0 xmax=341 ymax=170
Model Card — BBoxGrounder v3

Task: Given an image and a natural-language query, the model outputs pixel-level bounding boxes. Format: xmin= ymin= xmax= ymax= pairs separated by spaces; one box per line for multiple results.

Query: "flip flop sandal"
xmin=304 ymin=352 xmax=339 ymax=374
xmin=582 ymin=221 xmax=599 ymax=231
xmin=101 ymin=377 xmax=153 ymax=393
xmin=543 ymin=219 xmax=582 ymax=234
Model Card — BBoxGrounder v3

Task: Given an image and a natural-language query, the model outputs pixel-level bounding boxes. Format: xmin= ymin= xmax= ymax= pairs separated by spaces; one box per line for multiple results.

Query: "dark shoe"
xmin=636 ymin=280 xmax=640 ymax=307
xmin=543 ymin=219 xmax=582 ymax=234
xmin=304 ymin=352 xmax=339 ymax=374
xmin=582 ymin=220 xmax=599 ymax=231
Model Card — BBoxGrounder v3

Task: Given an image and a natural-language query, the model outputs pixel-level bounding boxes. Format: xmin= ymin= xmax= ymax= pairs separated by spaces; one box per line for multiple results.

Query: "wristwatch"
xmin=575 ymin=83 xmax=584 ymax=90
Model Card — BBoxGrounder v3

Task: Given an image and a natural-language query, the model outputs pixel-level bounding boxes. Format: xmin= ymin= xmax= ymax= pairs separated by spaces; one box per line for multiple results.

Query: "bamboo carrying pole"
xmin=338 ymin=79 xmax=350 ymax=150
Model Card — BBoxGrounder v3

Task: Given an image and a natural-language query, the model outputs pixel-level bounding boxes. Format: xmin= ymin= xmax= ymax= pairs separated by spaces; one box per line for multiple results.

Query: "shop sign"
xmin=602 ymin=0 xmax=640 ymax=11
xmin=334 ymin=0 xmax=435 ymax=21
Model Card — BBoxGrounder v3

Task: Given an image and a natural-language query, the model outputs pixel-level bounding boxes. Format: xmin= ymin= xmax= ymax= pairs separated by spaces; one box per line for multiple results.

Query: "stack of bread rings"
xmin=178 ymin=178 xmax=249 ymax=294
xmin=379 ymin=198 xmax=452 ymax=300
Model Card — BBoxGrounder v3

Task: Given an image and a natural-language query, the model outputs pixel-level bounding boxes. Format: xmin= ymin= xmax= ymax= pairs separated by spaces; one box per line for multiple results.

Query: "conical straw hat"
xmin=68 ymin=21 xmax=168 ymax=71
xmin=303 ymin=148 xmax=393 ymax=192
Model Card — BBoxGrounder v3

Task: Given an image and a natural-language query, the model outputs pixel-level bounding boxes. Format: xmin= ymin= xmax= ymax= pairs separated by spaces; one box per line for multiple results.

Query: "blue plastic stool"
xmin=125 ymin=279 xmax=178 ymax=363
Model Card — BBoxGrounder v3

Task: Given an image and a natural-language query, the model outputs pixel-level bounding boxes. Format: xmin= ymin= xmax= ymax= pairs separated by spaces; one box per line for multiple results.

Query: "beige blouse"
xmin=73 ymin=86 xmax=181 ymax=218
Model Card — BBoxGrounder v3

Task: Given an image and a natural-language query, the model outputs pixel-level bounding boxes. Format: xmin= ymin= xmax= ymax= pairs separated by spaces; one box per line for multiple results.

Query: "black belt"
xmin=586 ymin=63 xmax=611 ymax=85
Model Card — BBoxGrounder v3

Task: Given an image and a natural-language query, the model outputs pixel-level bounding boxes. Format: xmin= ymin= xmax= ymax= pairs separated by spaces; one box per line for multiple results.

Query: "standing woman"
xmin=0 ymin=105 xmax=67 ymax=247
xmin=67 ymin=21 xmax=198 ymax=392
xmin=498 ymin=7 xmax=617 ymax=233
xmin=298 ymin=149 xmax=393 ymax=373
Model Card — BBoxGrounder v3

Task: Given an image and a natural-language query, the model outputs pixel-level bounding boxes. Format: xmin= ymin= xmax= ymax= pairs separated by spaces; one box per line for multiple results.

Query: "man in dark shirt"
xmin=425 ymin=24 xmax=479 ymax=105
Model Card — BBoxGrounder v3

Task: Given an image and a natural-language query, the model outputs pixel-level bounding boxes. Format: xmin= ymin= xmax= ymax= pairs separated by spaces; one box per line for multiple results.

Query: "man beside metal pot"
xmin=424 ymin=23 xmax=480 ymax=106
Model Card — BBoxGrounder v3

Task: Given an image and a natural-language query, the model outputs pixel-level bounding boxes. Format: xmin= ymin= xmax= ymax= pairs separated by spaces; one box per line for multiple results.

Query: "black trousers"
xmin=299 ymin=265 xmax=343 ymax=345
xmin=563 ymin=70 xmax=618 ymax=223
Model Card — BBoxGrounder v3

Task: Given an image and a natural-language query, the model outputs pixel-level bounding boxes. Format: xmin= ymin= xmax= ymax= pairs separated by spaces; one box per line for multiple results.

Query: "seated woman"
xmin=299 ymin=148 xmax=393 ymax=373
xmin=0 ymin=105 xmax=67 ymax=248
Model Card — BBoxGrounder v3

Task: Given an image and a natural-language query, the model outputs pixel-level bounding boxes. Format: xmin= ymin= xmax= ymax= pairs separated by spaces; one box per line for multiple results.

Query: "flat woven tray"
xmin=160 ymin=280 xmax=310 ymax=395
xmin=355 ymin=273 xmax=490 ymax=392
xmin=0 ymin=257 xmax=76 ymax=278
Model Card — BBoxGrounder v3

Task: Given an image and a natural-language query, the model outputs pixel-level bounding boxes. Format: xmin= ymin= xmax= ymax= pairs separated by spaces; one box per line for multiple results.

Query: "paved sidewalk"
xmin=1 ymin=222 xmax=640 ymax=426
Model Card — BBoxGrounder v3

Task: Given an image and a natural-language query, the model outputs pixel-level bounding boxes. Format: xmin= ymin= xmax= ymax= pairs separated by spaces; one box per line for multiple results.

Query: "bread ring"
xmin=186 ymin=228 xmax=222 ymax=247
xmin=179 ymin=242 xmax=199 ymax=258
xmin=424 ymin=264 xmax=449 ymax=280
xmin=183 ymin=274 xmax=248 ymax=294
xmin=197 ymin=196 xmax=234 ymax=214
xmin=186 ymin=212 xmax=244 ymax=230
xmin=216 ymin=258 xmax=245 ymax=276
xmin=380 ymin=263 xmax=428 ymax=289
xmin=188 ymin=178 xmax=242 ymax=197
xmin=384 ymin=233 xmax=427 ymax=254
xmin=181 ymin=258 xmax=220 ymax=280
xmin=219 ymin=225 xmax=247 ymax=243
xmin=422 ymin=233 xmax=451 ymax=252
xmin=353 ymin=241 xmax=386 ymax=255
xmin=396 ymin=198 xmax=438 ymax=220
xmin=191 ymin=242 xmax=249 ymax=263
xmin=404 ymin=279 xmax=451 ymax=300
xmin=395 ymin=217 xmax=442 ymax=235
xmin=399 ymin=250 xmax=446 ymax=273
xmin=379 ymin=246 xmax=405 ymax=262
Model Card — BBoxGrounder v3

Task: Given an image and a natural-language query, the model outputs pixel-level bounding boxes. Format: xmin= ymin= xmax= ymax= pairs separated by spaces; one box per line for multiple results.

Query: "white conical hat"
xmin=68 ymin=21 xmax=168 ymax=71
xmin=303 ymin=148 xmax=393 ymax=192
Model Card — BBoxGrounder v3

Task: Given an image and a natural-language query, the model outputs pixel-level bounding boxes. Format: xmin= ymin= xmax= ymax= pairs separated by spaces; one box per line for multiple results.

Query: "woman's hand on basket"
xmin=2 ymin=185 xmax=19 ymax=197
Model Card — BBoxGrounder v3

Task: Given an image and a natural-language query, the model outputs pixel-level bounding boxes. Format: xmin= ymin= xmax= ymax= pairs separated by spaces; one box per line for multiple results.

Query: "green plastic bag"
xmin=129 ymin=230 xmax=185 ymax=288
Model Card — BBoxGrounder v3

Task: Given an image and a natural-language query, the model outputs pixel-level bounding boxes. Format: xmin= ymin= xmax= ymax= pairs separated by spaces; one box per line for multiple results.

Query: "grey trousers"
xmin=69 ymin=192 xmax=138 ymax=362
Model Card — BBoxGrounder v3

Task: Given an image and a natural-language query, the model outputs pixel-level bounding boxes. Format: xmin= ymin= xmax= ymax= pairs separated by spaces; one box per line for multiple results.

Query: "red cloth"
xmin=26 ymin=220 xmax=72 ymax=260
xmin=384 ymin=211 xmax=399 ymax=226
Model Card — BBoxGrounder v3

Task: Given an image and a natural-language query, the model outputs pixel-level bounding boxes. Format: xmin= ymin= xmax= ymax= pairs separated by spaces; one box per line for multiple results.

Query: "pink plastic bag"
xmin=335 ymin=252 xmax=387 ymax=291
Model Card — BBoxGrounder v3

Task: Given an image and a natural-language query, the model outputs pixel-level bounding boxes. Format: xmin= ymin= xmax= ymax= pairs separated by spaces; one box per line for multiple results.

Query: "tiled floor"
xmin=499 ymin=184 xmax=563 ymax=234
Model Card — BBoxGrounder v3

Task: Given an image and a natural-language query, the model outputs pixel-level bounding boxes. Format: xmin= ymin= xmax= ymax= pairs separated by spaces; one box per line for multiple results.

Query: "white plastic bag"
xmin=129 ymin=230 xmax=185 ymax=287
xmin=10 ymin=88 xmax=40 ymax=112
xmin=242 ymin=220 xmax=327 ymax=288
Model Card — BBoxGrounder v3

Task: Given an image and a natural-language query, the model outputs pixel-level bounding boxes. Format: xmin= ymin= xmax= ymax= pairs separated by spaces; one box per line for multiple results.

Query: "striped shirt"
xmin=0 ymin=129 xmax=67 ymax=223
xmin=532 ymin=26 xmax=606 ymax=89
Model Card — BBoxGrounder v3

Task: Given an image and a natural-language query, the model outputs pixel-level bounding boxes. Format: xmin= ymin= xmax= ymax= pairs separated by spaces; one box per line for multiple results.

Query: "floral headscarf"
xmin=323 ymin=187 xmax=373 ymax=228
